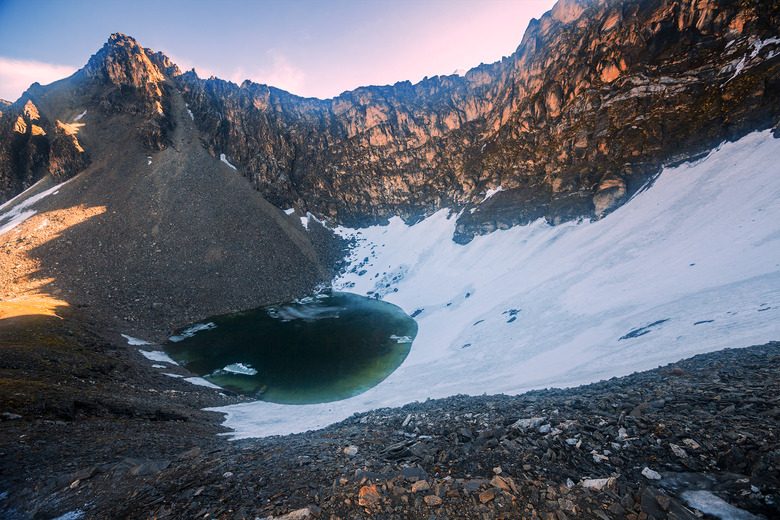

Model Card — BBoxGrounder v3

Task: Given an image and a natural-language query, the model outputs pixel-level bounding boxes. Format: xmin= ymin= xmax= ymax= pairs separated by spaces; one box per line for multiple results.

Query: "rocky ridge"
xmin=178 ymin=0 xmax=780 ymax=242
xmin=2 ymin=0 xmax=779 ymax=241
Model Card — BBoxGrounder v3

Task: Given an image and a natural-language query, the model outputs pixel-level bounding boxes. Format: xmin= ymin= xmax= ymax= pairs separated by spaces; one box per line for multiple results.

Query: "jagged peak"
xmin=146 ymin=49 xmax=182 ymax=78
xmin=83 ymin=32 xmax=167 ymax=87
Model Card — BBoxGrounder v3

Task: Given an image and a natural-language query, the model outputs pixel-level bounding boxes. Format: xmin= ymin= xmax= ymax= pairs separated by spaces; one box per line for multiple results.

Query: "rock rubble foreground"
xmin=3 ymin=334 xmax=776 ymax=519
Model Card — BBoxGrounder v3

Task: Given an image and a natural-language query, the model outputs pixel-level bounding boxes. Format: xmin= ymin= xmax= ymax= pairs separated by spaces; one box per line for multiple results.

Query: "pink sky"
xmin=0 ymin=0 xmax=558 ymax=101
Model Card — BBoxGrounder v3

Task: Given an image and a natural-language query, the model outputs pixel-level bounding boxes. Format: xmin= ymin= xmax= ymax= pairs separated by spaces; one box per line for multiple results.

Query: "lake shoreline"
xmin=1 ymin=307 xmax=777 ymax=519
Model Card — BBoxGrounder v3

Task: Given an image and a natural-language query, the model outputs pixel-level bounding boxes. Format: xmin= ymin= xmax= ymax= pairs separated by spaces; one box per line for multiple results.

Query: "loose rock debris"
xmin=1 ymin=342 xmax=778 ymax=519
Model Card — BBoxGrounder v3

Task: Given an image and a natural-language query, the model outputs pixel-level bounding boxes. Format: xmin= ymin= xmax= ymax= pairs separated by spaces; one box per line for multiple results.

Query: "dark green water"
xmin=163 ymin=292 xmax=417 ymax=404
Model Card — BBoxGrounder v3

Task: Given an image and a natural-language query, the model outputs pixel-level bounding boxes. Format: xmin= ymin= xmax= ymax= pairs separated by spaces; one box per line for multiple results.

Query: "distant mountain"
xmin=0 ymin=0 xmax=779 ymax=245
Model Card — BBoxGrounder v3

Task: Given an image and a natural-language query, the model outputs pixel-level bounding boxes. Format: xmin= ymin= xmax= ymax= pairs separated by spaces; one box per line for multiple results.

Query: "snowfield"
xmin=215 ymin=130 xmax=779 ymax=438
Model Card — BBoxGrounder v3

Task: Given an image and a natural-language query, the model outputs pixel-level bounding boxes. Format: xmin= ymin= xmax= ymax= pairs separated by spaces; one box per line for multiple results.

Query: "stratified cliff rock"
xmin=175 ymin=0 xmax=780 ymax=240
xmin=1 ymin=0 xmax=779 ymax=241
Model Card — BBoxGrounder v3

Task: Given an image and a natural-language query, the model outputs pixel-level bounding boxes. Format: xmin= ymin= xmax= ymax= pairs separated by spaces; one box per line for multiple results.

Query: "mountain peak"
xmin=83 ymin=33 xmax=166 ymax=87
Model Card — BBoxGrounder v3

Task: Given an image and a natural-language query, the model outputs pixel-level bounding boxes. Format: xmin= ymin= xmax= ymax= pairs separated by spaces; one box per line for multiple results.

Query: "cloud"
xmin=0 ymin=57 xmax=77 ymax=102
xmin=167 ymin=50 xmax=307 ymax=96
xmin=226 ymin=51 xmax=308 ymax=96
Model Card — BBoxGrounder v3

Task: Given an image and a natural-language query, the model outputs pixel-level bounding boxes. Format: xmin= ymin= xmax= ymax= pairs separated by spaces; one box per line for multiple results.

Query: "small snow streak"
xmin=0 ymin=180 xmax=69 ymax=236
xmin=220 ymin=153 xmax=237 ymax=170
xmin=121 ymin=334 xmax=150 ymax=345
xmin=481 ymin=186 xmax=503 ymax=202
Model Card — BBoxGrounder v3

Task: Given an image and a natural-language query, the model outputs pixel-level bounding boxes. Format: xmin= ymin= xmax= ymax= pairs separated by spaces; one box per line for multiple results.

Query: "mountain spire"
xmin=82 ymin=33 xmax=167 ymax=88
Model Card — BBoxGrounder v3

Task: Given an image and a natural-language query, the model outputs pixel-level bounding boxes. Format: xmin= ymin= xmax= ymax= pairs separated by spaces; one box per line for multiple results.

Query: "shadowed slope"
xmin=0 ymin=74 xmax=338 ymax=341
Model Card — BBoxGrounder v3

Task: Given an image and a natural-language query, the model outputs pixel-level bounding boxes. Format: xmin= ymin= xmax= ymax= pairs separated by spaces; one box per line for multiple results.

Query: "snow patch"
xmin=72 ymin=109 xmax=87 ymax=122
xmin=151 ymin=364 xmax=167 ymax=369
xmin=299 ymin=211 xmax=324 ymax=230
xmin=220 ymin=153 xmax=237 ymax=170
xmin=284 ymin=208 xmax=295 ymax=215
xmin=185 ymin=377 xmax=222 ymax=389
xmin=0 ymin=180 xmax=68 ymax=236
xmin=121 ymin=334 xmax=150 ymax=345
xmin=185 ymin=102 xmax=194 ymax=121
xmin=481 ymin=186 xmax=503 ymax=202
xmin=163 ymin=373 xmax=184 ymax=378
xmin=722 ymin=37 xmax=780 ymax=85
xmin=138 ymin=350 xmax=178 ymax=365
xmin=749 ymin=37 xmax=780 ymax=59
xmin=213 ymin=130 xmax=780 ymax=439
xmin=680 ymin=490 xmax=759 ymax=520
xmin=169 ymin=322 xmax=217 ymax=342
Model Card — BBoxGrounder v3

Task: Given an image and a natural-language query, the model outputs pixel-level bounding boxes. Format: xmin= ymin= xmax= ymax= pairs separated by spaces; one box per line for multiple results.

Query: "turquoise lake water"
xmin=163 ymin=292 xmax=417 ymax=404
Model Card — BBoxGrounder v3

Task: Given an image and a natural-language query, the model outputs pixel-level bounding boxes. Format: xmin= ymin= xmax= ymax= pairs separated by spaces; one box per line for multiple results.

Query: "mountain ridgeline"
xmin=1 ymin=0 xmax=779 ymax=242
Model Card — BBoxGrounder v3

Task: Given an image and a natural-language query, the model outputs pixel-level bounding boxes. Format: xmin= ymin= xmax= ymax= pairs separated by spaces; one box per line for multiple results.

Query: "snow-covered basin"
xmin=213 ymin=130 xmax=780 ymax=439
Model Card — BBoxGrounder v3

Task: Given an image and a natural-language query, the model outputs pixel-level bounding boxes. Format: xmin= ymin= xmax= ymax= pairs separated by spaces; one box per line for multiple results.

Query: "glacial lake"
xmin=163 ymin=292 xmax=417 ymax=404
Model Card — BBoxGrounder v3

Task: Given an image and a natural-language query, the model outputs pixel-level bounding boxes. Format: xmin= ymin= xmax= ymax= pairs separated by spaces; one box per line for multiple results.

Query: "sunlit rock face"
xmin=0 ymin=98 xmax=88 ymax=199
xmin=1 ymin=1 xmax=779 ymax=239
xmin=174 ymin=0 xmax=780 ymax=240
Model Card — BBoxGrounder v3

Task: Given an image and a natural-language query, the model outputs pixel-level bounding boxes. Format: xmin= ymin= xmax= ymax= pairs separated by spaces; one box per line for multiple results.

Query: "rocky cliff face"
xmin=176 ymin=0 xmax=780 ymax=240
xmin=0 ymin=96 xmax=89 ymax=200
xmin=1 ymin=0 xmax=779 ymax=241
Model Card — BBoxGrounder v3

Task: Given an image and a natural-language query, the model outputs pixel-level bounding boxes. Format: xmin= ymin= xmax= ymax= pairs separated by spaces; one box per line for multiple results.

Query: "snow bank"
xmin=213 ymin=130 xmax=780 ymax=439
xmin=121 ymin=334 xmax=150 ymax=345
xmin=138 ymin=350 xmax=178 ymax=365
xmin=681 ymin=490 xmax=760 ymax=520
xmin=186 ymin=377 xmax=222 ymax=389
xmin=0 ymin=179 xmax=69 ymax=236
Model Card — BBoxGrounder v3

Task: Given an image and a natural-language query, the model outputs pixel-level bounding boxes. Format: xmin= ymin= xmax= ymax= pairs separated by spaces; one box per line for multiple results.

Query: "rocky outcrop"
xmin=0 ymin=34 xmax=174 ymax=203
xmin=0 ymin=97 xmax=88 ymax=200
xmin=2 ymin=1 xmax=779 ymax=237
xmin=80 ymin=32 xmax=176 ymax=150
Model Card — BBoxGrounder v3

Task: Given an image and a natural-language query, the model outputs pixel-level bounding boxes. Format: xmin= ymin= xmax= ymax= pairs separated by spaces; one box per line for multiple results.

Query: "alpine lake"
xmin=163 ymin=292 xmax=417 ymax=404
